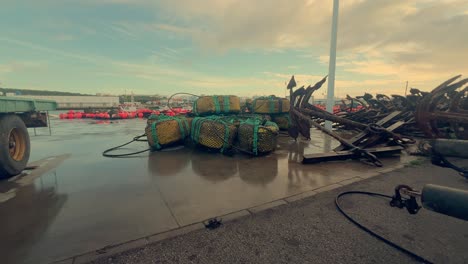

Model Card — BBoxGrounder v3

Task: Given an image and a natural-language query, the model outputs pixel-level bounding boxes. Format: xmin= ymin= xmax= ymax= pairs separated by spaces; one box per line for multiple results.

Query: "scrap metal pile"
xmin=288 ymin=75 xmax=468 ymax=166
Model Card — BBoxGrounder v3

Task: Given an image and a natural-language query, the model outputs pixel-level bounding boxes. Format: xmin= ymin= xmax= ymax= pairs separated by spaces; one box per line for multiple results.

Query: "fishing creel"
xmin=238 ymin=118 xmax=279 ymax=155
xmin=193 ymin=95 xmax=241 ymax=116
xmin=252 ymin=96 xmax=290 ymax=114
xmin=191 ymin=116 xmax=237 ymax=152
xmin=145 ymin=115 xmax=192 ymax=150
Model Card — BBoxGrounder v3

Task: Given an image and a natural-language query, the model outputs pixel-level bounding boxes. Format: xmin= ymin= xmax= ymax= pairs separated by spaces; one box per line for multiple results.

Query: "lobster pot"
xmin=252 ymin=96 xmax=290 ymax=114
xmin=272 ymin=114 xmax=290 ymax=131
xmin=146 ymin=114 xmax=161 ymax=125
xmin=193 ymin=95 xmax=241 ymax=116
xmin=238 ymin=119 xmax=279 ymax=155
xmin=145 ymin=116 xmax=192 ymax=150
xmin=191 ymin=117 xmax=237 ymax=152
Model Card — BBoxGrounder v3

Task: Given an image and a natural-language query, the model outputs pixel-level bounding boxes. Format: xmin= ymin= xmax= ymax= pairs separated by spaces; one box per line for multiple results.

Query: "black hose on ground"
xmin=102 ymin=134 xmax=150 ymax=158
xmin=431 ymin=153 xmax=468 ymax=179
xmin=335 ymin=191 xmax=433 ymax=264
xmin=417 ymin=141 xmax=468 ymax=179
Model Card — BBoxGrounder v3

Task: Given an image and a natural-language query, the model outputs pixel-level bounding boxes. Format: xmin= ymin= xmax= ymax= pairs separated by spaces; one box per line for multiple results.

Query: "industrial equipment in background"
xmin=389 ymin=184 xmax=468 ymax=221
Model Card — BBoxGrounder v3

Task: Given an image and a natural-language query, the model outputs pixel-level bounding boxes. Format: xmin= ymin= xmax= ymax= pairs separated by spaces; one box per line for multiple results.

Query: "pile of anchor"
xmin=287 ymin=75 xmax=468 ymax=167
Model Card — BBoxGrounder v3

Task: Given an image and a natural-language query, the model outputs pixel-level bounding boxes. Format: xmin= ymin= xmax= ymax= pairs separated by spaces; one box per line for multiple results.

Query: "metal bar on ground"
xmin=334 ymin=111 xmax=402 ymax=151
xmin=303 ymin=146 xmax=403 ymax=164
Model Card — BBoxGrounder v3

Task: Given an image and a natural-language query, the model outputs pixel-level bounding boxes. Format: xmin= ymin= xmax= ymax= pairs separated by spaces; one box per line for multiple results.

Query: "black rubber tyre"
xmin=0 ymin=114 xmax=30 ymax=179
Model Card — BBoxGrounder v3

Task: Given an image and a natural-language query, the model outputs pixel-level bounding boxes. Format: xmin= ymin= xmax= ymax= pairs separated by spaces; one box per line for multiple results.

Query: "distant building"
xmin=11 ymin=95 xmax=120 ymax=109
xmin=123 ymin=101 xmax=141 ymax=105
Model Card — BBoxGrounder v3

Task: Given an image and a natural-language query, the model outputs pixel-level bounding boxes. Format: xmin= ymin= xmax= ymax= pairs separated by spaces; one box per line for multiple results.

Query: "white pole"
xmin=325 ymin=0 xmax=339 ymax=130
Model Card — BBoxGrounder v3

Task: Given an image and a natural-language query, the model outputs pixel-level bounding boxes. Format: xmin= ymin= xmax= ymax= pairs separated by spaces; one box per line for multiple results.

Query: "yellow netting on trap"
xmin=252 ymin=96 xmax=290 ymax=114
xmin=238 ymin=118 xmax=279 ymax=155
xmin=191 ymin=116 xmax=237 ymax=152
xmin=145 ymin=116 xmax=192 ymax=150
xmin=193 ymin=95 xmax=241 ymax=115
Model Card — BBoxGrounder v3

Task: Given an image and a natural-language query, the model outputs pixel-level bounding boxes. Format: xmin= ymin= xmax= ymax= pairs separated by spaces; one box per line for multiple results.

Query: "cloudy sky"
xmin=1 ymin=0 xmax=467 ymax=97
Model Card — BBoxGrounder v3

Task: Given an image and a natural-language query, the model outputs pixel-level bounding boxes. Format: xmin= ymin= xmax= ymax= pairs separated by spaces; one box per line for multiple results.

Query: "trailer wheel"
xmin=0 ymin=115 xmax=30 ymax=179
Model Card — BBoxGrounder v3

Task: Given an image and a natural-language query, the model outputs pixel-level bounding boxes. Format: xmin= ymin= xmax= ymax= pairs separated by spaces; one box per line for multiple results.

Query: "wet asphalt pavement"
xmin=92 ymin=159 xmax=468 ymax=264
xmin=1 ymin=117 xmax=414 ymax=264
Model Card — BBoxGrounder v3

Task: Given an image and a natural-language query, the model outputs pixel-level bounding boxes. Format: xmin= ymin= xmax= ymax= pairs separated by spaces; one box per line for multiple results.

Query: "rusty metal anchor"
xmin=415 ymin=75 xmax=468 ymax=139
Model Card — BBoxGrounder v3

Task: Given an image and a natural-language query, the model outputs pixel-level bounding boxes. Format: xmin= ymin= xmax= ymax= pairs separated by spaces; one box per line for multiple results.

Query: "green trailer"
xmin=0 ymin=97 xmax=57 ymax=178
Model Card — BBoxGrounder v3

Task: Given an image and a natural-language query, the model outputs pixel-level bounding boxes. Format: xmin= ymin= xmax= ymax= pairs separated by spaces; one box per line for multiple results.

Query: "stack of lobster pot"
xmin=145 ymin=94 xmax=289 ymax=156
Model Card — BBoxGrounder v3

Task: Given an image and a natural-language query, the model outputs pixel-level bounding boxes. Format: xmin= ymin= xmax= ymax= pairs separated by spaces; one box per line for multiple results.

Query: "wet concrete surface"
xmin=0 ymin=118 xmax=411 ymax=264
xmin=92 ymin=160 xmax=468 ymax=264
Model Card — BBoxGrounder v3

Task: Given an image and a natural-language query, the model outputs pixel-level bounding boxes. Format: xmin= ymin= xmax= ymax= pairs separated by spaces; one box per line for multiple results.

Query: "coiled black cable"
xmin=102 ymin=134 xmax=150 ymax=157
xmin=335 ymin=191 xmax=433 ymax=264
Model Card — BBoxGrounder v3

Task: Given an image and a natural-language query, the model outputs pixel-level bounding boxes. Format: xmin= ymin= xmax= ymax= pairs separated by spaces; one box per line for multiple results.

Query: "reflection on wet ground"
xmin=0 ymin=118 xmax=407 ymax=264
xmin=0 ymin=171 xmax=66 ymax=264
